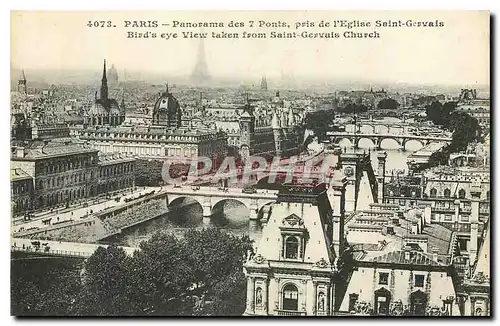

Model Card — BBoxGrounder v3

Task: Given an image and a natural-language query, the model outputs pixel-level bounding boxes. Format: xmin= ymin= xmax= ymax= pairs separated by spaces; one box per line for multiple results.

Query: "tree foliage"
xmin=12 ymin=229 xmax=254 ymax=316
xmin=377 ymin=98 xmax=400 ymax=110
xmin=337 ymin=103 xmax=368 ymax=114
xmin=302 ymin=109 xmax=336 ymax=141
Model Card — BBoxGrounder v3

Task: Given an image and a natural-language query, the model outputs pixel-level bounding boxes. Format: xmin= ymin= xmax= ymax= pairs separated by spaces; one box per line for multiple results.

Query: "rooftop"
xmin=11 ymin=168 xmax=31 ymax=181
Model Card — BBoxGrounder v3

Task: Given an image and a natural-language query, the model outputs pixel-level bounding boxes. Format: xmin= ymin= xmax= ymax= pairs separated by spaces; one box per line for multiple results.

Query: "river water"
xmin=114 ymin=117 xmax=421 ymax=248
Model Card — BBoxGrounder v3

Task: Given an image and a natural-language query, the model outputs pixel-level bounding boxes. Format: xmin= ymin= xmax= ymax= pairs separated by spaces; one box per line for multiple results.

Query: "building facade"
xmin=243 ymin=179 xmax=348 ymax=316
xmin=10 ymin=139 xmax=135 ymax=216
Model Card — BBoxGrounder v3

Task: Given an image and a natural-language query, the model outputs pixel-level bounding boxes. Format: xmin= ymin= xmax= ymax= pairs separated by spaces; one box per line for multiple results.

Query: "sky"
xmin=11 ymin=11 xmax=490 ymax=86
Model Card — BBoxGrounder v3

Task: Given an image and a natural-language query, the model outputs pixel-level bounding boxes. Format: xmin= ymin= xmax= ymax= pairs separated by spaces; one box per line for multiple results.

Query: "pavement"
xmin=12 ymin=186 xmax=161 ymax=234
xmin=11 ymin=237 xmax=138 ymax=257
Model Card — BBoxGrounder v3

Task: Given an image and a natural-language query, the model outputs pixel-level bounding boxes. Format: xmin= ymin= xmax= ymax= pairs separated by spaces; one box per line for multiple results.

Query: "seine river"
xmin=114 ymin=117 xmax=422 ymax=248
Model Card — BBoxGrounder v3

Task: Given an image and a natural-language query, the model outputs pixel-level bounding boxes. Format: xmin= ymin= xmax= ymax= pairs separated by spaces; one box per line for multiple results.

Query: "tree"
xmin=134 ymin=159 xmax=163 ymax=186
xmin=81 ymin=244 xmax=135 ymax=315
xmin=448 ymin=111 xmax=480 ymax=152
xmin=425 ymin=101 xmax=457 ymax=126
xmin=425 ymin=101 xmax=444 ymax=125
xmin=338 ymin=103 xmax=368 ymax=114
xmin=377 ymin=98 xmax=400 ymax=110
xmin=302 ymin=109 xmax=335 ymax=141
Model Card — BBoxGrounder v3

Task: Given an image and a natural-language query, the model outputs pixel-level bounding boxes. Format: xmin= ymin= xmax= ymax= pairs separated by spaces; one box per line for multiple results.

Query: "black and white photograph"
xmin=9 ymin=10 xmax=490 ymax=317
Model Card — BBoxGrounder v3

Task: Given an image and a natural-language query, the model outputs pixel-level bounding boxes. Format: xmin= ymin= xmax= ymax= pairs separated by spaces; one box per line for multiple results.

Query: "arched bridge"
xmin=327 ymin=131 xmax=452 ymax=150
xmin=161 ymin=185 xmax=279 ymax=221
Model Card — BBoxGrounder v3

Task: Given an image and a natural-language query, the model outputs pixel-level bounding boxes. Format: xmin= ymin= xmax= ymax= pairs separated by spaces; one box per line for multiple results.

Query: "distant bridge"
xmin=327 ymin=131 xmax=452 ymax=150
xmin=11 ymin=237 xmax=138 ymax=259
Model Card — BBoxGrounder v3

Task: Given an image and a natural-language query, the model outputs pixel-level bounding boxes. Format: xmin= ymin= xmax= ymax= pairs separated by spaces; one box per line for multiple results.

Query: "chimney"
xmin=432 ymin=247 xmax=439 ymax=262
xmin=424 ymin=206 xmax=432 ymax=226
xmin=15 ymin=147 xmax=25 ymax=158
xmin=411 ymin=222 xmax=419 ymax=235
xmin=404 ymin=246 xmax=411 ymax=261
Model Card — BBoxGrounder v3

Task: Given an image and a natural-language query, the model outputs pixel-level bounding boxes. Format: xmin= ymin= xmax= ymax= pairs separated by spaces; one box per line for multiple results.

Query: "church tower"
xmin=238 ymin=94 xmax=255 ymax=162
xmin=100 ymin=60 xmax=109 ymax=100
xmin=18 ymin=70 xmax=27 ymax=94
xmin=272 ymin=111 xmax=283 ymax=156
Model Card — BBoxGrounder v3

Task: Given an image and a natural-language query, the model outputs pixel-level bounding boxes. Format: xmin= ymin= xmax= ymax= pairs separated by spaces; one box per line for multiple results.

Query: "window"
xmin=379 ymin=272 xmax=389 ymax=285
xmin=285 ymin=236 xmax=299 ymax=259
xmin=444 ymin=189 xmax=451 ymax=198
xmin=444 ymin=215 xmax=453 ymax=221
xmin=414 ymin=274 xmax=425 ymax=287
xmin=349 ymin=294 xmax=359 ymax=312
xmin=282 ymin=284 xmax=299 ymax=311
xmin=458 ymin=189 xmax=466 ymax=199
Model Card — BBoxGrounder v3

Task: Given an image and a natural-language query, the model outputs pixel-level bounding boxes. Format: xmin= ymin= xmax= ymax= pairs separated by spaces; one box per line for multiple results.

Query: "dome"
xmin=153 ymin=91 xmax=180 ymax=115
xmin=152 ymin=90 xmax=182 ymax=128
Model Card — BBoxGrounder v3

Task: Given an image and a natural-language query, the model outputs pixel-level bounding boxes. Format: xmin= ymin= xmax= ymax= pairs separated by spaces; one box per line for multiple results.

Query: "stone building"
xmin=243 ymin=178 xmax=348 ymax=316
xmin=10 ymin=139 xmax=135 ymax=216
xmin=11 ymin=168 xmax=34 ymax=215
xmin=340 ymin=203 xmax=462 ymax=316
xmin=74 ymin=88 xmax=228 ymax=161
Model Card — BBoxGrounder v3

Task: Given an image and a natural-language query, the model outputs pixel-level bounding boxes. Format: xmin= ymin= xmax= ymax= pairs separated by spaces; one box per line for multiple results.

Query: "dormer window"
xmin=280 ymin=214 xmax=308 ymax=261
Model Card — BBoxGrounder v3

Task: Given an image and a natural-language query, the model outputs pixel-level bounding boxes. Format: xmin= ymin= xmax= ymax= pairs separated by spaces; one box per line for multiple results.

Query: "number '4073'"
xmin=87 ymin=21 xmax=114 ymax=27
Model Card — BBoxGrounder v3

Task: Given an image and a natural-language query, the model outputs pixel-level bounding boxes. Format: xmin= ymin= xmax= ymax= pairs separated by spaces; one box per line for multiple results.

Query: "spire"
xmin=165 ymin=83 xmax=169 ymax=94
xmin=102 ymin=59 xmax=107 ymax=82
xmin=20 ymin=70 xmax=26 ymax=82
xmin=100 ymin=59 xmax=109 ymax=100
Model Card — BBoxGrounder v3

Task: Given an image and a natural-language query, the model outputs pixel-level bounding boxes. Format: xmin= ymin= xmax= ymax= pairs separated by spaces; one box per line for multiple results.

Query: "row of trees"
xmin=425 ymin=101 xmax=481 ymax=152
xmin=13 ymin=228 xmax=253 ymax=316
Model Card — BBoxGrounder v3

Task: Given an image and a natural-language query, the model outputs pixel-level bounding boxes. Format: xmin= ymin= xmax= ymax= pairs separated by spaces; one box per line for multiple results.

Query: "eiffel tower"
xmin=191 ymin=35 xmax=210 ymax=84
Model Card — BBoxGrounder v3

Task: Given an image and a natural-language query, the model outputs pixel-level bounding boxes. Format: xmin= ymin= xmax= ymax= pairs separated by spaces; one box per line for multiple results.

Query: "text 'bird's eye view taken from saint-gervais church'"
xmin=10 ymin=11 xmax=490 ymax=317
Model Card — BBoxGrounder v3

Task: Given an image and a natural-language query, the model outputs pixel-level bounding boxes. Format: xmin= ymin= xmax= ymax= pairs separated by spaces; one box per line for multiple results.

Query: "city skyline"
xmin=11 ymin=11 xmax=489 ymax=87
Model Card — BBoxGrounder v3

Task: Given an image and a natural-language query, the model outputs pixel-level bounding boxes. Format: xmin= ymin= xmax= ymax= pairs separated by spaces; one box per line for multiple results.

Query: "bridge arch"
xmin=211 ymin=198 xmax=250 ymax=227
xmin=359 ymin=124 xmax=376 ymax=133
xmin=334 ymin=137 xmax=354 ymax=148
xmin=379 ymin=137 xmax=402 ymax=149
xmin=355 ymin=137 xmax=377 ymax=149
xmin=402 ymin=139 xmax=424 ymax=151
xmin=167 ymin=196 xmax=203 ymax=226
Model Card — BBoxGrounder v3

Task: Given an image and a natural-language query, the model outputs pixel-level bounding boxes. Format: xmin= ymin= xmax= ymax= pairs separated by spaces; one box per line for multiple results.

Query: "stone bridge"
xmin=161 ymin=185 xmax=279 ymax=223
xmin=327 ymin=131 xmax=452 ymax=150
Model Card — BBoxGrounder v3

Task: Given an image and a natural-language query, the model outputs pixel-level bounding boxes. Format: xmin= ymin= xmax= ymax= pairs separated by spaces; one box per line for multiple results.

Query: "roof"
xmin=370 ymin=250 xmax=445 ymax=267
xmin=11 ymin=168 xmax=32 ymax=181
xmin=250 ymin=200 xmax=334 ymax=267
xmin=12 ymin=140 xmax=98 ymax=160
xmin=422 ymin=223 xmax=454 ymax=256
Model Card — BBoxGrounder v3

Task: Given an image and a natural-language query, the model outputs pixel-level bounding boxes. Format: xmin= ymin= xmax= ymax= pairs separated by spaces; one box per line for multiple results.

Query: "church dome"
xmin=152 ymin=88 xmax=182 ymax=128
xmin=153 ymin=91 xmax=180 ymax=115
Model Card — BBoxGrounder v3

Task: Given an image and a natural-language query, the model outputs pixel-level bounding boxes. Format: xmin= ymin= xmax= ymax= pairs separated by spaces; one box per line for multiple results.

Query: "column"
xmin=245 ymin=276 xmax=255 ymax=315
xmin=330 ymin=283 xmax=336 ymax=316
xmin=262 ymin=278 xmax=269 ymax=315
xmin=325 ymin=284 xmax=331 ymax=316
xmin=249 ymin=209 xmax=258 ymax=220
xmin=202 ymin=204 xmax=211 ymax=225
xmin=245 ymin=277 xmax=252 ymax=314
xmin=312 ymin=281 xmax=318 ymax=316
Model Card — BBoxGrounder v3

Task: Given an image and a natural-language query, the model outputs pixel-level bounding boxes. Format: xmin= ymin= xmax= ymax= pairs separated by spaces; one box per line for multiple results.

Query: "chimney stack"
xmin=411 ymin=222 xmax=419 ymax=235
xmin=424 ymin=206 xmax=432 ymax=226
xmin=432 ymin=247 xmax=439 ymax=262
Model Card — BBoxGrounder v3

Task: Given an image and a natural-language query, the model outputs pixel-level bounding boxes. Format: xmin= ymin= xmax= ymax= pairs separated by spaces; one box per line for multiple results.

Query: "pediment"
xmin=281 ymin=213 xmax=305 ymax=228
